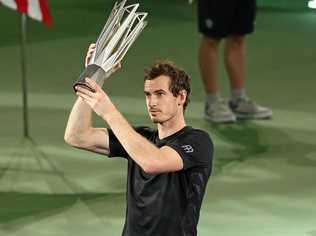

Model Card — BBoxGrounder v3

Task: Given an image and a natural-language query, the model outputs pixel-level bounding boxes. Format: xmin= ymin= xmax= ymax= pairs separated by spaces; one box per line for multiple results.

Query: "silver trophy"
xmin=73 ymin=0 xmax=148 ymax=92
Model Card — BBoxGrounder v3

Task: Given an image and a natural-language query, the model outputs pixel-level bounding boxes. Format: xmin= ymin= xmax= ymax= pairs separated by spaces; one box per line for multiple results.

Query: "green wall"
xmin=257 ymin=0 xmax=309 ymax=9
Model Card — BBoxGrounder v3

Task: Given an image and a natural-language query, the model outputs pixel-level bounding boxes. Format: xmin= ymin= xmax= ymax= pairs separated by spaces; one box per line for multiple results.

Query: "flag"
xmin=0 ymin=0 xmax=52 ymax=26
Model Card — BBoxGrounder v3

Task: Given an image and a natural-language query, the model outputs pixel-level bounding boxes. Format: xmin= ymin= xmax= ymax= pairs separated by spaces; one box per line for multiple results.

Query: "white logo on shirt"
xmin=182 ymin=145 xmax=194 ymax=153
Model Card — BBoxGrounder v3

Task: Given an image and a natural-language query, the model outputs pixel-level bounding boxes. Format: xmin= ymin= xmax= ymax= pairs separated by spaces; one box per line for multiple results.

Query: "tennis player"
xmin=64 ymin=44 xmax=214 ymax=236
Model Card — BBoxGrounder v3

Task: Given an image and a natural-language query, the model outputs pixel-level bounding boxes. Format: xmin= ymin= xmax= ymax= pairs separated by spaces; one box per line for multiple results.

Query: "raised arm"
xmin=64 ymin=43 xmax=110 ymax=155
xmin=64 ymin=96 xmax=110 ymax=155
xmin=75 ymin=79 xmax=184 ymax=173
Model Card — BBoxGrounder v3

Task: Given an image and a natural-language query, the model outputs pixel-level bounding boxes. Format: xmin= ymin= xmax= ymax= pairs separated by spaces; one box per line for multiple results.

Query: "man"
xmin=64 ymin=44 xmax=213 ymax=235
xmin=198 ymin=0 xmax=272 ymax=123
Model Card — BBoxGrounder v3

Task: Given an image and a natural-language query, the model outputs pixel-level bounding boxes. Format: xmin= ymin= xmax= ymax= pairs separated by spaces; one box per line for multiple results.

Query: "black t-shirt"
xmin=108 ymin=126 xmax=213 ymax=236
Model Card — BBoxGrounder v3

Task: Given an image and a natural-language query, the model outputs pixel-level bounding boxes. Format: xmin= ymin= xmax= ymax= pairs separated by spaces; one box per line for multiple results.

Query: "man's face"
xmin=144 ymin=75 xmax=181 ymax=124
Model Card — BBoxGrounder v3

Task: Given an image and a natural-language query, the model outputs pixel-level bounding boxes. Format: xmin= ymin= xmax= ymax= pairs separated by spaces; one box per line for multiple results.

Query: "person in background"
xmin=197 ymin=0 xmax=272 ymax=123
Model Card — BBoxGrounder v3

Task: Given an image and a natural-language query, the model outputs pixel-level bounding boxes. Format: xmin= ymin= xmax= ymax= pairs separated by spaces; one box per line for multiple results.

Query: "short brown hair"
xmin=144 ymin=60 xmax=191 ymax=111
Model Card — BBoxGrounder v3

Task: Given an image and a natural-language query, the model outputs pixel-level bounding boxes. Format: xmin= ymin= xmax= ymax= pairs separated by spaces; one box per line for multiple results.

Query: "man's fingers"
xmin=88 ymin=47 xmax=95 ymax=54
xmin=85 ymin=78 xmax=101 ymax=91
xmin=76 ymin=91 xmax=94 ymax=103
xmin=75 ymin=84 xmax=96 ymax=97
xmin=85 ymin=43 xmax=96 ymax=67
xmin=88 ymin=44 xmax=96 ymax=54
xmin=89 ymin=43 xmax=96 ymax=50
xmin=105 ymin=62 xmax=122 ymax=77
xmin=114 ymin=62 xmax=122 ymax=69
xmin=113 ymin=62 xmax=122 ymax=73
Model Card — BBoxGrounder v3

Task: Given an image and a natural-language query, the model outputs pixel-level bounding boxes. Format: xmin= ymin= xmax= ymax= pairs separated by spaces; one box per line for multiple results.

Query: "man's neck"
xmin=157 ymin=115 xmax=186 ymax=139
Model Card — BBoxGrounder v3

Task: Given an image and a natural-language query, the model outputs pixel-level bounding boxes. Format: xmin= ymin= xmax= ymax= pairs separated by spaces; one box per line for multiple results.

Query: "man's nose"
xmin=148 ymin=96 xmax=158 ymax=107
xmin=149 ymin=99 xmax=158 ymax=107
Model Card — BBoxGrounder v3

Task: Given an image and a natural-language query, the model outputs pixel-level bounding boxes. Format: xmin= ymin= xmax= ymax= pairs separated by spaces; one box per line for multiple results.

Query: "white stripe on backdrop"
xmin=0 ymin=0 xmax=17 ymax=10
xmin=27 ymin=0 xmax=43 ymax=22
xmin=0 ymin=0 xmax=52 ymax=26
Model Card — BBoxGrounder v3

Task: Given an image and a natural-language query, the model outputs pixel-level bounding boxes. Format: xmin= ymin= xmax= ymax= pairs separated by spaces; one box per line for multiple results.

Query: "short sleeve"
xmin=166 ymin=130 xmax=213 ymax=170
xmin=108 ymin=129 xmax=128 ymax=158
xmin=108 ymin=126 xmax=155 ymax=158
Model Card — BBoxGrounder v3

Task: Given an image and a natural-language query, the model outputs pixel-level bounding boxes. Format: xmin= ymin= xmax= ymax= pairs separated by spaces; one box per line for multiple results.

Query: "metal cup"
xmin=73 ymin=0 xmax=148 ymax=92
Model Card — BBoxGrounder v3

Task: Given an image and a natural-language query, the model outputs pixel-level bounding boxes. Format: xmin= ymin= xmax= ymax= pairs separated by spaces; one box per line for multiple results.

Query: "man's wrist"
xmin=102 ymin=106 xmax=120 ymax=123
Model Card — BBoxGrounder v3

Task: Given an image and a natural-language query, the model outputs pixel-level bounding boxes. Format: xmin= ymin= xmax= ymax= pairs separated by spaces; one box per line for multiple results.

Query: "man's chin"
xmin=151 ymin=117 xmax=160 ymax=123
xmin=150 ymin=116 xmax=162 ymax=124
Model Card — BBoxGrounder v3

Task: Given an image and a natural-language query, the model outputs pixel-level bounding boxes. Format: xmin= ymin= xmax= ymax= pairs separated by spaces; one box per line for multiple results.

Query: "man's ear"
xmin=178 ymin=90 xmax=187 ymax=105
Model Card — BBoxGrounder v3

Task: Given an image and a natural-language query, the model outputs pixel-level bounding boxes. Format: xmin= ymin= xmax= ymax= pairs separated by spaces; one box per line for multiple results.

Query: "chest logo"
xmin=181 ymin=145 xmax=194 ymax=153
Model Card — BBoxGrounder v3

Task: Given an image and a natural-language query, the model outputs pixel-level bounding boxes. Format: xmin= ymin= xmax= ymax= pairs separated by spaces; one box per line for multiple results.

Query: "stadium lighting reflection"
xmin=308 ymin=0 xmax=316 ymax=9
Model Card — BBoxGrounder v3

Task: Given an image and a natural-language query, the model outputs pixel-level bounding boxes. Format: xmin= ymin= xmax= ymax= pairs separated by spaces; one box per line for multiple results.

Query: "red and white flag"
xmin=0 ymin=0 xmax=52 ymax=27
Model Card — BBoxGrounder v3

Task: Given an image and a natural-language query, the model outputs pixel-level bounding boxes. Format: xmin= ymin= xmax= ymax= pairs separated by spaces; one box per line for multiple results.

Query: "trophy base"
xmin=73 ymin=64 xmax=107 ymax=93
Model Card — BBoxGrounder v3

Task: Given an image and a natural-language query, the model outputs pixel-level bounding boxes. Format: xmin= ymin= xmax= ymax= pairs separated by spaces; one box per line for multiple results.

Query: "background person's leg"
xmin=226 ymin=0 xmax=272 ymax=119
xmin=224 ymin=35 xmax=246 ymax=92
xmin=199 ymin=36 xmax=220 ymax=94
xmin=224 ymin=35 xmax=272 ymax=119
xmin=199 ymin=36 xmax=236 ymax=123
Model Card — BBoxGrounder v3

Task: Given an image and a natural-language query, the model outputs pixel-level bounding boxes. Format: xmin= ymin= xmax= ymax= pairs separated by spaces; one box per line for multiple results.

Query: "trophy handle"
xmin=73 ymin=64 xmax=107 ymax=93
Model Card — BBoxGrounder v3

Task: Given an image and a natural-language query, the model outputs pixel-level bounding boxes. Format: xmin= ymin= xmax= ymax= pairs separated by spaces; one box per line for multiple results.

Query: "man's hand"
xmin=104 ymin=62 xmax=122 ymax=79
xmin=84 ymin=43 xmax=122 ymax=76
xmin=75 ymin=78 xmax=116 ymax=119
xmin=85 ymin=43 xmax=96 ymax=68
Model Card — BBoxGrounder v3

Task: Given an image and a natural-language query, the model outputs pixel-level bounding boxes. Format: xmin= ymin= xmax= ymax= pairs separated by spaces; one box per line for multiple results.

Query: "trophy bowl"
xmin=73 ymin=0 xmax=148 ymax=92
